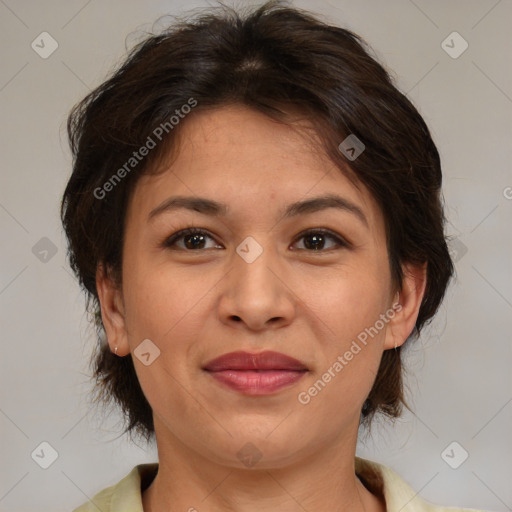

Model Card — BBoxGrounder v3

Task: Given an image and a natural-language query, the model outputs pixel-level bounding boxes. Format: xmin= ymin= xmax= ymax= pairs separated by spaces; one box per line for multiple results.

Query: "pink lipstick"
xmin=203 ymin=351 xmax=308 ymax=395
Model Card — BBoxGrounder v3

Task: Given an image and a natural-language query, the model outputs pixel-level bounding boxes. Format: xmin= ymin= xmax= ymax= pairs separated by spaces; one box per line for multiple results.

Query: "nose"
xmin=217 ymin=236 xmax=296 ymax=331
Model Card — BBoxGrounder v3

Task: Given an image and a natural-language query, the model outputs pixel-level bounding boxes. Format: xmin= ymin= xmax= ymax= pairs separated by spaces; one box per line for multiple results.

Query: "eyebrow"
xmin=148 ymin=194 xmax=368 ymax=228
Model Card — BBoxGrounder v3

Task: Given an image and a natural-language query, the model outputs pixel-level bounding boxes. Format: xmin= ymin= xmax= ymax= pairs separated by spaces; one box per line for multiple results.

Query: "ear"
xmin=96 ymin=264 xmax=130 ymax=356
xmin=383 ymin=261 xmax=427 ymax=350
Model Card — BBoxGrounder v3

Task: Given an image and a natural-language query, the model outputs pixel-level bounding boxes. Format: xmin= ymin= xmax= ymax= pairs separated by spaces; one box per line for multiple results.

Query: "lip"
xmin=203 ymin=351 xmax=308 ymax=371
xmin=203 ymin=351 xmax=308 ymax=396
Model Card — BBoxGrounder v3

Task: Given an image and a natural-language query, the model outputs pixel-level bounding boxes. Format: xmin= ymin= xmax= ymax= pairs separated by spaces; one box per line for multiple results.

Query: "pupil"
xmin=305 ymin=234 xmax=323 ymax=250
xmin=185 ymin=234 xmax=205 ymax=249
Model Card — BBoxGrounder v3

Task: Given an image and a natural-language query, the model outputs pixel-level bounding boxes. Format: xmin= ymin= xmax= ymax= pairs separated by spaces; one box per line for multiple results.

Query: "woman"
xmin=62 ymin=2 xmax=485 ymax=511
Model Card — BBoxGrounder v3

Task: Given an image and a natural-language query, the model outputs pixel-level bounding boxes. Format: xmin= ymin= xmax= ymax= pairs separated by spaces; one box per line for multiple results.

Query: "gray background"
xmin=1 ymin=0 xmax=511 ymax=511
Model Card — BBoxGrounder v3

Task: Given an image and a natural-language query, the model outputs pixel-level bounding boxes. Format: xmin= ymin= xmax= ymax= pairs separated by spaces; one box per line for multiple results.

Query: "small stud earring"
xmin=114 ymin=346 xmax=118 ymax=355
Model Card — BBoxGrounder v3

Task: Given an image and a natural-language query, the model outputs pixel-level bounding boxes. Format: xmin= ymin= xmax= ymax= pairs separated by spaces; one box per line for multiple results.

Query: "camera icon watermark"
xmin=447 ymin=238 xmax=468 ymax=264
xmin=338 ymin=134 xmax=365 ymax=161
xmin=236 ymin=236 xmax=263 ymax=264
xmin=31 ymin=441 xmax=59 ymax=469
xmin=441 ymin=441 xmax=469 ymax=469
xmin=32 ymin=237 xmax=58 ymax=263
xmin=134 ymin=339 xmax=161 ymax=366
xmin=441 ymin=31 xmax=468 ymax=59
xmin=237 ymin=442 xmax=263 ymax=468
xmin=503 ymin=186 xmax=512 ymax=200
xmin=31 ymin=32 xmax=59 ymax=59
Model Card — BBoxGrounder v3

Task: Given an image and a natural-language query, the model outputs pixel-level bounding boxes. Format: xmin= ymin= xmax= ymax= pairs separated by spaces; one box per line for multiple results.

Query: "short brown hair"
xmin=61 ymin=0 xmax=454 ymax=443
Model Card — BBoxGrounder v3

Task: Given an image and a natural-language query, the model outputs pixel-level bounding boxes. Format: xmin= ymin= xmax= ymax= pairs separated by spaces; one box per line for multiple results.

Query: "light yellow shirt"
xmin=72 ymin=457 xmax=488 ymax=511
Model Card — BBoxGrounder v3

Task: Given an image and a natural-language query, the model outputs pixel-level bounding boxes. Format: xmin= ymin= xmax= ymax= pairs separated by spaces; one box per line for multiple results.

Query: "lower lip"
xmin=206 ymin=370 xmax=307 ymax=395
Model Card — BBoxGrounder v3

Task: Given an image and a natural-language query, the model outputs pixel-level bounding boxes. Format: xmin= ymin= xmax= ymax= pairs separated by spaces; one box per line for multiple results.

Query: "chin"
xmin=202 ymin=426 xmax=316 ymax=470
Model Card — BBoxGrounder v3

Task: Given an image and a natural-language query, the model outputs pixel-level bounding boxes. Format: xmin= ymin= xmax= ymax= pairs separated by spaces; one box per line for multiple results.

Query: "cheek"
xmin=123 ymin=264 xmax=202 ymax=342
xmin=119 ymin=264 xmax=207 ymax=409
xmin=296 ymin=271 xmax=388 ymax=408
xmin=299 ymin=260 xmax=390 ymax=340
xmin=295 ymin=263 xmax=390 ymax=401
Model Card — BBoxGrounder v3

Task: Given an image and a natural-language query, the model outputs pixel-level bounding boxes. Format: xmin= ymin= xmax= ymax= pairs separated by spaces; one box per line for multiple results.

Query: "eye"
xmin=163 ymin=228 xmax=221 ymax=251
xmin=163 ymin=227 xmax=348 ymax=252
xmin=291 ymin=229 xmax=348 ymax=252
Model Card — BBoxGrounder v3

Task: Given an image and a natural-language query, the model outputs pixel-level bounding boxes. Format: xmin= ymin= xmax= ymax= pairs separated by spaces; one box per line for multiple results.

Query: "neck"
xmin=142 ymin=419 xmax=385 ymax=512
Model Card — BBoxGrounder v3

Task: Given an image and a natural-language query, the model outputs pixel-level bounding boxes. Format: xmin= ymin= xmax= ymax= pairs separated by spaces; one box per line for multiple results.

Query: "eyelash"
xmin=162 ymin=227 xmax=350 ymax=252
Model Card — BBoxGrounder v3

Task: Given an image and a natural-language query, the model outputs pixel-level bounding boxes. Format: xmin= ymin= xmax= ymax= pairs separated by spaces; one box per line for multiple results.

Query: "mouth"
xmin=203 ymin=351 xmax=308 ymax=396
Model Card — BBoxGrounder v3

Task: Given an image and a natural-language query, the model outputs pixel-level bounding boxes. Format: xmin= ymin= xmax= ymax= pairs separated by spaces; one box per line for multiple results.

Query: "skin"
xmin=97 ymin=104 xmax=426 ymax=512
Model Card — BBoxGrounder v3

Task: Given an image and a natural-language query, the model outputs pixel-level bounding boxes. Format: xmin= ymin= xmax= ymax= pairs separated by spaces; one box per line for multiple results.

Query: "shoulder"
xmin=355 ymin=457 xmax=489 ymax=512
xmin=71 ymin=463 xmax=158 ymax=512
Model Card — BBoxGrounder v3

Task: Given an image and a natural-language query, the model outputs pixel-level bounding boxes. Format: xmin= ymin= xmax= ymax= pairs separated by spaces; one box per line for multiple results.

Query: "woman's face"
xmin=99 ymin=104 xmax=421 ymax=468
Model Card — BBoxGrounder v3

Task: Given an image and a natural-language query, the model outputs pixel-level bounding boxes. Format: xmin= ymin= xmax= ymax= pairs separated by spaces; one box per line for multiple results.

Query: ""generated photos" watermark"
xmin=298 ymin=301 xmax=402 ymax=405
xmin=94 ymin=97 xmax=197 ymax=200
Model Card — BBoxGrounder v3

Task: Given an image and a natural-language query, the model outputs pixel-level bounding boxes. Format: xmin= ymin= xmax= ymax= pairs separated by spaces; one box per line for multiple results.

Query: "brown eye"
xmin=164 ymin=228 xmax=221 ymax=250
xmin=292 ymin=229 xmax=348 ymax=251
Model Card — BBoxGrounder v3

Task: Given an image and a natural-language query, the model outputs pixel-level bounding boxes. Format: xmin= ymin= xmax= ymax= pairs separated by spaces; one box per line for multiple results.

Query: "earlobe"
xmin=384 ymin=262 xmax=427 ymax=351
xmin=96 ymin=264 xmax=129 ymax=356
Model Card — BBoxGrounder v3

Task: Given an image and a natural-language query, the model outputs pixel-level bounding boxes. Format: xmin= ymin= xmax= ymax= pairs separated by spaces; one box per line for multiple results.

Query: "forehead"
xmin=127 ymin=104 xmax=384 ymax=232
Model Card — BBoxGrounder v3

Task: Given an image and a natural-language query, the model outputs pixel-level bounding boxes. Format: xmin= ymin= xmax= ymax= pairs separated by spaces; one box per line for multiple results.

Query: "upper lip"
xmin=203 ymin=351 xmax=308 ymax=371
